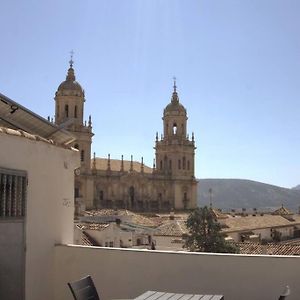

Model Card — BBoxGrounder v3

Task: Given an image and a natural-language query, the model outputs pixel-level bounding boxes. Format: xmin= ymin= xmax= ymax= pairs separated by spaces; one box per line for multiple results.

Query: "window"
xmin=183 ymin=157 xmax=186 ymax=169
xmin=129 ymin=186 xmax=135 ymax=206
xmin=74 ymin=144 xmax=79 ymax=150
xmin=160 ymin=160 xmax=163 ymax=170
xmin=65 ymin=104 xmax=69 ymax=117
xmin=75 ymin=188 xmax=79 ymax=198
xmin=99 ymin=190 xmax=103 ymax=200
xmin=187 ymin=160 xmax=190 ymax=170
xmin=74 ymin=105 xmax=78 ymax=118
xmin=105 ymin=242 xmax=109 ymax=247
xmin=173 ymin=123 xmax=177 ymax=134
xmin=0 ymin=168 xmax=27 ymax=218
xmin=184 ymin=192 xmax=187 ymax=201
xmin=178 ymin=159 xmax=181 ymax=169
xmin=81 ymin=150 xmax=84 ymax=162
xmin=109 ymin=241 xmax=114 ymax=247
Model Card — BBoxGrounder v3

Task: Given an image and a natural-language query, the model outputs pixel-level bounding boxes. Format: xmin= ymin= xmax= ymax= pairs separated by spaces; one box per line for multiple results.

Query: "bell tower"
xmin=155 ymin=79 xmax=197 ymax=209
xmin=54 ymin=55 xmax=93 ymax=173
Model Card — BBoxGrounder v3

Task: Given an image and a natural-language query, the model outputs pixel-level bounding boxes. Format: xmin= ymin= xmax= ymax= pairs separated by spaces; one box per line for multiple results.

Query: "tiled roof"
xmin=237 ymin=242 xmax=300 ymax=256
xmin=155 ymin=220 xmax=188 ymax=237
xmin=81 ymin=231 xmax=94 ymax=246
xmin=211 ymin=208 xmax=228 ymax=219
xmin=91 ymin=158 xmax=153 ymax=173
xmin=77 ymin=223 xmax=109 ymax=231
xmin=222 ymin=214 xmax=299 ymax=233
xmin=84 ymin=209 xmax=159 ymax=227
xmin=272 ymin=206 xmax=293 ymax=215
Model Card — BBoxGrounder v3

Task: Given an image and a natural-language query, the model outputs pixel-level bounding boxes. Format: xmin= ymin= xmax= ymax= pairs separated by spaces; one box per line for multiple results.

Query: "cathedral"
xmin=54 ymin=60 xmax=198 ymax=212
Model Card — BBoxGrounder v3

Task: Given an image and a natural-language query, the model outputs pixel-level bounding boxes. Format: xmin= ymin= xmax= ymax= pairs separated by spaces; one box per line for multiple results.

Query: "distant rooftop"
xmin=92 ymin=158 xmax=152 ymax=173
xmin=223 ymin=214 xmax=300 ymax=233
xmin=237 ymin=242 xmax=300 ymax=256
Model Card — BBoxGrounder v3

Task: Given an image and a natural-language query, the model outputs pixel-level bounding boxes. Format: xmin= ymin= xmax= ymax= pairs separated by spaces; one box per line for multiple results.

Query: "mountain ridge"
xmin=197 ymin=178 xmax=300 ymax=212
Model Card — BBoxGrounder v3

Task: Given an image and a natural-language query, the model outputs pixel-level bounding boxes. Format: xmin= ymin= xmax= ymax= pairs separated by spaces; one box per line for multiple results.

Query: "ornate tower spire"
xmin=141 ymin=157 xmax=144 ymax=173
xmin=154 ymin=81 xmax=197 ymax=209
xmin=173 ymin=76 xmax=177 ymax=92
xmin=54 ymin=53 xmax=94 ymax=176
xmin=120 ymin=155 xmax=124 ymax=172
xmin=69 ymin=50 xmax=74 ymax=68
xmin=107 ymin=154 xmax=111 ymax=171
xmin=171 ymin=76 xmax=179 ymax=103
xmin=66 ymin=50 xmax=76 ymax=81
xmin=130 ymin=155 xmax=133 ymax=172
xmin=92 ymin=152 xmax=97 ymax=174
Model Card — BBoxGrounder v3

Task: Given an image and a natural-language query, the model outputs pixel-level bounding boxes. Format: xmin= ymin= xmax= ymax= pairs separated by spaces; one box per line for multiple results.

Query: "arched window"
xmin=183 ymin=157 xmax=186 ymax=170
xmin=178 ymin=159 xmax=181 ymax=170
xmin=74 ymin=105 xmax=78 ymax=118
xmin=129 ymin=186 xmax=135 ymax=207
xmin=184 ymin=192 xmax=187 ymax=201
xmin=65 ymin=104 xmax=69 ymax=117
xmin=158 ymin=193 xmax=162 ymax=201
xmin=99 ymin=190 xmax=104 ymax=200
xmin=183 ymin=192 xmax=188 ymax=209
xmin=164 ymin=155 xmax=167 ymax=170
xmin=173 ymin=123 xmax=177 ymax=135
xmin=75 ymin=187 xmax=79 ymax=198
xmin=81 ymin=150 xmax=84 ymax=162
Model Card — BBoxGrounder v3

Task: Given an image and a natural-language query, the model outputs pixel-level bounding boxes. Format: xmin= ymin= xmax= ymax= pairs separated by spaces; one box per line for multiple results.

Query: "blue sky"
xmin=1 ymin=0 xmax=299 ymax=188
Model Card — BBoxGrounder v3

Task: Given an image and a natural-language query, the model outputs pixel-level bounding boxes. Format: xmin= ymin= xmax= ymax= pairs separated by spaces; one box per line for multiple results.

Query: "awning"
xmin=0 ymin=93 xmax=75 ymax=145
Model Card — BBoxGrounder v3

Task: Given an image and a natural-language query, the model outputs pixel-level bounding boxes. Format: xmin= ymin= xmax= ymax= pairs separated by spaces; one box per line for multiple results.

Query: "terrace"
xmin=0 ymin=94 xmax=299 ymax=300
xmin=54 ymin=244 xmax=299 ymax=300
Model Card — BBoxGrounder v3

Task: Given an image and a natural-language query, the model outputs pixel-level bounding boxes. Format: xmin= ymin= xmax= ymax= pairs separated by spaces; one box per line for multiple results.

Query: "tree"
xmin=183 ymin=206 xmax=239 ymax=253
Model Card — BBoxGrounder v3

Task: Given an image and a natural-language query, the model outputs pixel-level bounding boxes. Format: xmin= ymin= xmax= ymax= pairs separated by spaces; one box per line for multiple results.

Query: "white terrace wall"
xmin=55 ymin=245 xmax=300 ymax=300
xmin=0 ymin=131 xmax=79 ymax=300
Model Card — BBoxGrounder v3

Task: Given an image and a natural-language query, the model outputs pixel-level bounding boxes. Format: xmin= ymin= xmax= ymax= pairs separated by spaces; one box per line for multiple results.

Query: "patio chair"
xmin=278 ymin=285 xmax=290 ymax=300
xmin=68 ymin=275 xmax=100 ymax=300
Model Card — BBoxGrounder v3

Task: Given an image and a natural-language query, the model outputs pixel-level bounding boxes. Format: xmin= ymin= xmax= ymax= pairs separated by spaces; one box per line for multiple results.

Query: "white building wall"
xmin=54 ymin=245 xmax=300 ymax=300
xmin=0 ymin=132 xmax=79 ymax=300
xmin=227 ymin=226 xmax=296 ymax=242
xmin=85 ymin=224 xmax=133 ymax=247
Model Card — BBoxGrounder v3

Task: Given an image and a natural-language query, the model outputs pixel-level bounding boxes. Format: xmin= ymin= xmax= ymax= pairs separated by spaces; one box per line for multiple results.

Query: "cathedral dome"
xmin=56 ymin=66 xmax=84 ymax=97
xmin=164 ymin=90 xmax=186 ymax=115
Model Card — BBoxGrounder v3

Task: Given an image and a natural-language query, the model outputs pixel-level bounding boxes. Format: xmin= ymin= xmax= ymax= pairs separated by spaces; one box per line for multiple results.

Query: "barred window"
xmin=0 ymin=168 xmax=27 ymax=218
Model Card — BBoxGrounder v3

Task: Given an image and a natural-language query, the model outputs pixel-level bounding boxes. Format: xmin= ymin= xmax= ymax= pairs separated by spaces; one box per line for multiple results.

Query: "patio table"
xmin=134 ymin=290 xmax=224 ymax=300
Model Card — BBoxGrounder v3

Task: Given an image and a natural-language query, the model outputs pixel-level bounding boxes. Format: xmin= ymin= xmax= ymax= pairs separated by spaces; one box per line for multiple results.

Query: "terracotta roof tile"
xmin=155 ymin=220 xmax=188 ymax=237
xmin=237 ymin=242 xmax=300 ymax=256
xmin=84 ymin=209 xmax=159 ymax=227
xmin=222 ymin=215 xmax=299 ymax=233
xmin=272 ymin=206 xmax=293 ymax=215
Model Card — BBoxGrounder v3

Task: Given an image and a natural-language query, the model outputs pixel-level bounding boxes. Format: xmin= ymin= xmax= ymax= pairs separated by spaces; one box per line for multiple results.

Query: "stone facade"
xmin=54 ymin=62 xmax=198 ymax=212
